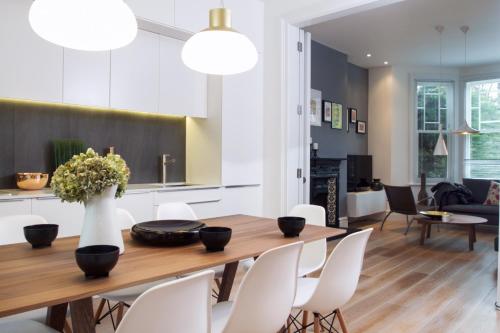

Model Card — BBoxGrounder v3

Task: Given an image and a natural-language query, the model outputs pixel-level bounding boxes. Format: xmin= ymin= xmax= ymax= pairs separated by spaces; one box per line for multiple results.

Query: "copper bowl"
xmin=16 ymin=173 xmax=49 ymax=190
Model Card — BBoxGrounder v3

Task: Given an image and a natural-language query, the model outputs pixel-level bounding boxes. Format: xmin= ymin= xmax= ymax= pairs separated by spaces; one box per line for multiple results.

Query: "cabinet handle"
xmin=35 ymin=197 xmax=59 ymax=201
xmin=0 ymin=199 xmax=27 ymax=203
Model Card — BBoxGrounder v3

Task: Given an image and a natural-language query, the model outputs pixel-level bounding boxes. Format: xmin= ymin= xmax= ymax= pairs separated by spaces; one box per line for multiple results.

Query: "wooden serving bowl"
xmin=16 ymin=173 xmax=49 ymax=190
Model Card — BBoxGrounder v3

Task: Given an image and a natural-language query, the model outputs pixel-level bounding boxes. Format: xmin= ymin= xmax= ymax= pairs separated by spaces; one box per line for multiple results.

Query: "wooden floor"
xmin=91 ymin=215 xmax=500 ymax=333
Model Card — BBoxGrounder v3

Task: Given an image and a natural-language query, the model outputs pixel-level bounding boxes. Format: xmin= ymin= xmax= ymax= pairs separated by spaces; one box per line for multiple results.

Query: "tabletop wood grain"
xmin=0 ymin=215 xmax=344 ymax=317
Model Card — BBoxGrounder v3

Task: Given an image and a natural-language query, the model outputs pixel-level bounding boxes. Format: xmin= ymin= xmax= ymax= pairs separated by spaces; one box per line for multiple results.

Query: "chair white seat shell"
xmin=0 ymin=320 xmax=58 ymax=333
xmin=212 ymin=241 xmax=304 ymax=333
xmin=115 ymin=270 xmax=214 ymax=333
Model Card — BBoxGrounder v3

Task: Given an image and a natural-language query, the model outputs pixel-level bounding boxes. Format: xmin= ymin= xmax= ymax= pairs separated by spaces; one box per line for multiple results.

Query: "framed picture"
xmin=349 ymin=108 xmax=358 ymax=123
xmin=357 ymin=120 xmax=367 ymax=134
xmin=323 ymin=101 xmax=332 ymax=122
xmin=331 ymin=102 xmax=343 ymax=130
xmin=310 ymin=89 xmax=322 ymax=127
xmin=346 ymin=109 xmax=350 ymax=133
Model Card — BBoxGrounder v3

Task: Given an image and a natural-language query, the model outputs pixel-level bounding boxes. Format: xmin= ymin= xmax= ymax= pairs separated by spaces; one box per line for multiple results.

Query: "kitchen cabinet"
xmin=159 ymin=36 xmax=207 ymax=117
xmin=222 ymin=185 xmax=262 ymax=216
xmin=0 ymin=199 xmax=31 ymax=217
xmin=31 ymin=197 xmax=85 ymax=238
xmin=126 ymin=0 xmax=175 ymax=27
xmin=0 ymin=0 xmax=63 ymax=103
xmin=110 ymin=30 xmax=160 ymax=114
xmin=63 ymin=49 xmax=110 ymax=108
xmin=116 ymin=191 xmax=154 ymax=223
xmin=221 ymin=58 xmax=263 ymax=186
xmin=174 ymin=0 xmax=219 ymax=33
xmin=154 ymin=187 xmax=222 ymax=219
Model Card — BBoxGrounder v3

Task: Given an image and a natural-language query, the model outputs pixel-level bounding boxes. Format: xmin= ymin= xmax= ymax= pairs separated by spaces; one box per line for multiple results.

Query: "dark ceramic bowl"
xmin=278 ymin=216 xmax=306 ymax=237
xmin=199 ymin=227 xmax=232 ymax=252
xmin=75 ymin=245 xmax=120 ymax=278
xmin=23 ymin=224 xmax=58 ymax=248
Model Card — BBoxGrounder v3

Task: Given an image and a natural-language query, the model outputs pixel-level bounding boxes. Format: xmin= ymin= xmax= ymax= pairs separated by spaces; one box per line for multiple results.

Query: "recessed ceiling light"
xmin=366 ymin=53 xmax=372 ymax=58
xmin=384 ymin=61 xmax=389 ymax=65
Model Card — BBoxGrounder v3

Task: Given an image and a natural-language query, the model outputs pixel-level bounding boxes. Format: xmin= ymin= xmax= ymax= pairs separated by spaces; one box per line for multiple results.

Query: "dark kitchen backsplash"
xmin=0 ymin=100 xmax=186 ymax=189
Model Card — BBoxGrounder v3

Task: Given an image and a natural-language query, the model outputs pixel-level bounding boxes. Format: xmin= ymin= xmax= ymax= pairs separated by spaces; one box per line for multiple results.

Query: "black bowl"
xmin=278 ymin=216 xmax=306 ymax=237
xmin=199 ymin=227 xmax=232 ymax=252
xmin=75 ymin=245 xmax=120 ymax=278
xmin=23 ymin=224 xmax=58 ymax=248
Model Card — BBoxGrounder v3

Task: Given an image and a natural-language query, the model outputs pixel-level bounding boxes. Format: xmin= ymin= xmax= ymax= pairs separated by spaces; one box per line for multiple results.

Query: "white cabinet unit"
xmin=174 ymin=0 xmax=219 ymax=33
xmin=222 ymin=186 xmax=262 ymax=216
xmin=63 ymin=49 xmax=110 ymax=108
xmin=347 ymin=191 xmax=387 ymax=218
xmin=116 ymin=191 xmax=154 ymax=223
xmin=0 ymin=199 xmax=31 ymax=217
xmin=159 ymin=36 xmax=207 ymax=117
xmin=110 ymin=30 xmax=160 ymax=114
xmin=154 ymin=187 xmax=223 ymax=219
xmin=0 ymin=0 xmax=63 ymax=103
xmin=31 ymin=197 xmax=85 ymax=238
xmin=222 ymin=58 xmax=263 ymax=186
xmin=126 ymin=0 xmax=174 ymax=27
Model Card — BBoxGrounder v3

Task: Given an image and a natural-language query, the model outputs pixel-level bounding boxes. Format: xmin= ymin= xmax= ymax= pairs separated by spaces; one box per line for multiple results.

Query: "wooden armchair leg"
xmin=94 ymin=299 xmax=106 ymax=324
xmin=336 ymin=309 xmax=349 ymax=333
xmin=116 ymin=302 xmax=125 ymax=327
xmin=313 ymin=313 xmax=320 ymax=333
xmin=301 ymin=311 xmax=308 ymax=333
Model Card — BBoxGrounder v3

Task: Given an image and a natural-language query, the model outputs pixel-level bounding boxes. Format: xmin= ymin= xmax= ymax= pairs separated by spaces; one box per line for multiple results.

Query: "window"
xmin=465 ymin=79 xmax=500 ymax=179
xmin=415 ymin=81 xmax=453 ymax=180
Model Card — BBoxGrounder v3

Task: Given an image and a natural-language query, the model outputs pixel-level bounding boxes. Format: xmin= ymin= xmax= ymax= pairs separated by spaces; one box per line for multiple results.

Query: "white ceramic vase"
xmin=79 ymin=185 xmax=125 ymax=254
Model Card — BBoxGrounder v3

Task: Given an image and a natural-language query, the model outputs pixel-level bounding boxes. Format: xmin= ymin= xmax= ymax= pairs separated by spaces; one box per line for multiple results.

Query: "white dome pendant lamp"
xmin=29 ymin=0 xmax=138 ymax=51
xmin=182 ymin=6 xmax=258 ymax=75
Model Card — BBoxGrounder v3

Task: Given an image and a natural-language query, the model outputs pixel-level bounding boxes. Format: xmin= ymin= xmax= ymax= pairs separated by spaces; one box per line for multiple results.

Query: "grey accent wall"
xmin=0 ymin=100 xmax=186 ymax=189
xmin=311 ymin=41 xmax=368 ymax=216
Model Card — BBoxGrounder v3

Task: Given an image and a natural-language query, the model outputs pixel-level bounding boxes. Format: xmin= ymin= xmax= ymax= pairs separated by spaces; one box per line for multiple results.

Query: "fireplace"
xmin=310 ymin=158 xmax=345 ymax=227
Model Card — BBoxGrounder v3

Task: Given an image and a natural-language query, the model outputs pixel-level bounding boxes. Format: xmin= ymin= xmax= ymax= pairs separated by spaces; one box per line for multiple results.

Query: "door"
xmin=285 ymin=24 xmax=310 ymax=213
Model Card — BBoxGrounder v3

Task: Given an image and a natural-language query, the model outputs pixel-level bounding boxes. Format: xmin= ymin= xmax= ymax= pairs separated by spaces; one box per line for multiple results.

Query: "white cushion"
xmin=0 ymin=320 xmax=58 ymax=333
xmin=211 ymin=301 xmax=233 ymax=333
xmin=292 ymin=277 xmax=319 ymax=308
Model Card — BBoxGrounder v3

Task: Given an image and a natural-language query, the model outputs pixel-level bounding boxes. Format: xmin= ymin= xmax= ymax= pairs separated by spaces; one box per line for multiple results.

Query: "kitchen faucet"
xmin=161 ymin=154 xmax=176 ymax=185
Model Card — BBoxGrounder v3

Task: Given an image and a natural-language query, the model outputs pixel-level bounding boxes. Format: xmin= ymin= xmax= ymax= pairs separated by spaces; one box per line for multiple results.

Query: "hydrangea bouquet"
xmin=51 ymin=148 xmax=130 ymax=203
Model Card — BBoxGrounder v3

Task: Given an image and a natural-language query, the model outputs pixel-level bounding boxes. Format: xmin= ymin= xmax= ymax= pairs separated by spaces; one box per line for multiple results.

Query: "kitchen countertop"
xmin=0 ymin=183 xmax=222 ymax=200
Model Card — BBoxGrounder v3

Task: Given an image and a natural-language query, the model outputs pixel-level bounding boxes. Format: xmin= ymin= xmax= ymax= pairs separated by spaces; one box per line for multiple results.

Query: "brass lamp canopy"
xmin=208 ymin=8 xmax=234 ymax=31
xmin=453 ymin=121 xmax=480 ymax=135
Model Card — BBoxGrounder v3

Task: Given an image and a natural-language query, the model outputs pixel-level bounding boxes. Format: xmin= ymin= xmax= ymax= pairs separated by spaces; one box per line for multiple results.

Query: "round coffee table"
xmin=416 ymin=214 xmax=487 ymax=251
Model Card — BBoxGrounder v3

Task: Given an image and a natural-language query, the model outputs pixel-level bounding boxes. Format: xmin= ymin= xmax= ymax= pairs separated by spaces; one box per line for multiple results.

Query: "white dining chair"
xmin=0 ymin=215 xmax=70 ymax=332
xmin=115 ymin=270 xmax=214 ymax=333
xmin=241 ymin=204 xmax=327 ymax=277
xmin=212 ymin=241 xmax=304 ymax=333
xmin=95 ymin=208 xmax=175 ymax=329
xmin=289 ymin=229 xmax=373 ymax=333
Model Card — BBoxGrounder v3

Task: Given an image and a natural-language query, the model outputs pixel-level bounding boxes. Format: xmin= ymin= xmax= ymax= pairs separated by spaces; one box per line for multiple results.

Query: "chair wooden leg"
xmin=116 ymin=302 xmax=125 ymax=327
xmin=64 ymin=320 xmax=72 ymax=333
xmin=313 ymin=313 xmax=320 ymax=333
xmin=301 ymin=311 xmax=308 ymax=333
xmin=336 ymin=309 xmax=349 ymax=333
xmin=94 ymin=299 xmax=106 ymax=324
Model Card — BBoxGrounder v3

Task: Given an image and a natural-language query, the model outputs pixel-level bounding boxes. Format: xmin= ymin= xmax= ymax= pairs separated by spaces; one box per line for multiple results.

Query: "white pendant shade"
xmin=182 ymin=8 xmax=258 ymax=75
xmin=453 ymin=121 xmax=480 ymax=135
xmin=433 ymin=132 xmax=449 ymax=156
xmin=29 ymin=0 xmax=138 ymax=51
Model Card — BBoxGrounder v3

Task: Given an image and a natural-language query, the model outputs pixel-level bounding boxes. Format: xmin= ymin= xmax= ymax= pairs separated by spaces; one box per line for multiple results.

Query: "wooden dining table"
xmin=0 ymin=215 xmax=345 ymax=333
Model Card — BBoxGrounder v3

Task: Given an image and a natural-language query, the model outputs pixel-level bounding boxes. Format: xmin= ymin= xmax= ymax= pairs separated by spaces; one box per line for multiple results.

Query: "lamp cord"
xmin=221 ymin=0 xmax=225 ymax=8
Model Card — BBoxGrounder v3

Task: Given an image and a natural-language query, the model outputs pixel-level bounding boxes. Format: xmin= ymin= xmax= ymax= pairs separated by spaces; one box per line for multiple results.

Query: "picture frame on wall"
xmin=346 ymin=109 xmax=350 ymax=133
xmin=310 ymin=89 xmax=322 ymax=127
xmin=349 ymin=108 xmax=357 ymax=123
xmin=323 ymin=100 xmax=332 ymax=122
xmin=331 ymin=102 xmax=343 ymax=130
xmin=357 ymin=120 xmax=367 ymax=134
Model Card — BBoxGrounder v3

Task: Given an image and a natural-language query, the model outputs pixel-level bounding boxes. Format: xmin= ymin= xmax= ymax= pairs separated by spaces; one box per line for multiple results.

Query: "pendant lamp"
xmin=29 ymin=0 xmax=138 ymax=51
xmin=454 ymin=26 xmax=480 ymax=135
xmin=434 ymin=125 xmax=449 ymax=156
xmin=182 ymin=7 xmax=258 ymax=75
xmin=433 ymin=26 xmax=449 ymax=156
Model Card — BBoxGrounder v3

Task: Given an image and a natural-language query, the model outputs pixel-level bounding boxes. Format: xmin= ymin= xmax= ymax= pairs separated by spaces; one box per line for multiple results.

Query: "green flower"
xmin=50 ymin=148 xmax=130 ymax=203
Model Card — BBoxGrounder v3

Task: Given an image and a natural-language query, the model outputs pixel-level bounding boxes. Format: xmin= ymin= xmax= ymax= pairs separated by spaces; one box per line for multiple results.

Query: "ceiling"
xmin=305 ymin=0 xmax=500 ymax=69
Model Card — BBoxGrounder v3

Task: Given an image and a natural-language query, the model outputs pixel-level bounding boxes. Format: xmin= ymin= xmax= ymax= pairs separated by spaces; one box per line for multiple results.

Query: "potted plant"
xmin=51 ymin=148 xmax=130 ymax=254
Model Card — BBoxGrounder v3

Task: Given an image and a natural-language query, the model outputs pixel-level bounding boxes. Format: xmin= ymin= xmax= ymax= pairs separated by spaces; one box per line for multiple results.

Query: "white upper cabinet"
xmin=174 ymin=0 xmax=219 ymax=33
xmin=110 ymin=30 xmax=160 ymax=114
xmin=0 ymin=0 xmax=63 ymax=103
xmin=222 ymin=58 xmax=263 ymax=186
xmin=159 ymin=36 xmax=207 ymax=117
xmin=63 ymin=50 xmax=110 ymax=108
xmin=224 ymin=0 xmax=264 ymax=52
xmin=125 ymin=0 xmax=175 ymax=27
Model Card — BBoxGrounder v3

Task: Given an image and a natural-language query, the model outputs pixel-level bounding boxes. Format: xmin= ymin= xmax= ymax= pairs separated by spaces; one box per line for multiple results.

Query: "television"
xmin=347 ymin=155 xmax=373 ymax=192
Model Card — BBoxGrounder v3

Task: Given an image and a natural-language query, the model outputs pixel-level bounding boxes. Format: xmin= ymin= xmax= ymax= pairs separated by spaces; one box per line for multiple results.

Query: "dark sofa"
xmin=441 ymin=178 xmax=499 ymax=227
